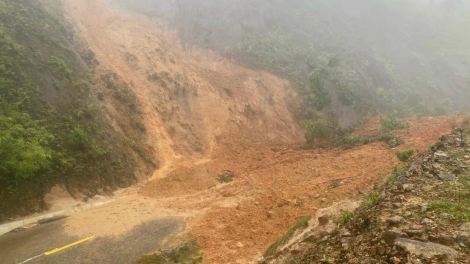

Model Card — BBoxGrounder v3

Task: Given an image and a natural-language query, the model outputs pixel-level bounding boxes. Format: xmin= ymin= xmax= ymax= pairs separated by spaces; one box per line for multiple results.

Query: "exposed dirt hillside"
xmin=61 ymin=0 xmax=303 ymax=176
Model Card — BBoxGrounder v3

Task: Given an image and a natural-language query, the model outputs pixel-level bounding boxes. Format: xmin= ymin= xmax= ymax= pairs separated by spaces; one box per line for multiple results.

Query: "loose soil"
xmin=55 ymin=0 xmax=462 ymax=263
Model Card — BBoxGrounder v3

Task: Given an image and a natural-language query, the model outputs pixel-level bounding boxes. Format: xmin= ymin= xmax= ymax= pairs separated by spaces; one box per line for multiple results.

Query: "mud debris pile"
xmin=261 ymin=129 xmax=470 ymax=263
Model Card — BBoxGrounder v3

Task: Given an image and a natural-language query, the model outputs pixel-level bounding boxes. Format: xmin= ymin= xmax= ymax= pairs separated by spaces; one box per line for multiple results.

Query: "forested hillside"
xmin=0 ymin=0 xmax=155 ymax=219
xmin=116 ymin=0 xmax=470 ymax=135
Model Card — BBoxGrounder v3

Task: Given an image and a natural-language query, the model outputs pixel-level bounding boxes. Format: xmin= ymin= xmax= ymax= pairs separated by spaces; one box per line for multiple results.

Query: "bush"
xmin=334 ymin=210 xmax=354 ymax=227
xmin=380 ymin=116 xmax=408 ymax=133
xmin=0 ymin=109 xmax=54 ymax=181
xmin=396 ymin=149 xmax=414 ymax=162
xmin=300 ymin=118 xmax=334 ymax=147
xmin=218 ymin=171 xmax=235 ymax=183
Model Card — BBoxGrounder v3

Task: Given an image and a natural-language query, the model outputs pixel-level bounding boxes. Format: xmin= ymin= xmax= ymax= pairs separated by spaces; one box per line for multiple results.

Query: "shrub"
xmin=218 ymin=171 xmax=235 ymax=183
xmin=396 ymin=149 xmax=414 ymax=162
xmin=334 ymin=210 xmax=354 ymax=227
xmin=0 ymin=110 xmax=54 ymax=181
xmin=300 ymin=118 xmax=334 ymax=147
xmin=380 ymin=116 xmax=408 ymax=133
xmin=366 ymin=191 xmax=381 ymax=207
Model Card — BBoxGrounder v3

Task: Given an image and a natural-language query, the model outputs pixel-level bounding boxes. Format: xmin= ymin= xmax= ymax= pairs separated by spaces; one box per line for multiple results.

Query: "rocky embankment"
xmin=261 ymin=129 xmax=470 ymax=263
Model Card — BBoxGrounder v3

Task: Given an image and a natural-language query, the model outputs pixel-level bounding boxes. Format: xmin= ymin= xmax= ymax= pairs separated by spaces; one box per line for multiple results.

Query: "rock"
xmin=339 ymin=228 xmax=351 ymax=237
xmin=456 ymin=231 xmax=470 ymax=247
xmin=392 ymin=203 xmax=402 ymax=209
xmin=437 ymin=174 xmax=456 ymax=181
xmin=340 ymin=237 xmax=351 ymax=244
xmin=318 ymin=215 xmax=329 ymax=225
xmin=377 ymin=245 xmax=386 ymax=255
xmin=434 ymin=151 xmax=449 ymax=161
xmin=410 ymin=224 xmax=424 ymax=230
xmin=384 ymin=227 xmax=404 ymax=244
xmin=459 ymin=222 xmax=470 ymax=232
xmin=428 ymin=234 xmax=455 ymax=246
xmin=439 ymin=213 xmax=452 ymax=219
xmin=390 ymin=256 xmax=401 ymax=264
xmin=394 ymin=238 xmax=458 ymax=260
xmin=403 ymin=184 xmax=414 ymax=192
xmin=421 ymin=218 xmax=434 ymax=225
xmin=420 ymin=203 xmax=429 ymax=212
xmin=387 ymin=216 xmax=405 ymax=225
xmin=266 ymin=211 xmax=274 ymax=219
xmin=254 ymin=202 xmax=259 ymax=206
xmin=303 ymin=233 xmax=321 ymax=243
xmin=405 ymin=229 xmax=424 ymax=238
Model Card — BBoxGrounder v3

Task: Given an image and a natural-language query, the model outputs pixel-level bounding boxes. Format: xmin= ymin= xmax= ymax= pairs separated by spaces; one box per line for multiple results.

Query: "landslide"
xmin=18 ymin=1 xmax=465 ymax=263
xmin=60 ymin=0 xmax=303 ymax=174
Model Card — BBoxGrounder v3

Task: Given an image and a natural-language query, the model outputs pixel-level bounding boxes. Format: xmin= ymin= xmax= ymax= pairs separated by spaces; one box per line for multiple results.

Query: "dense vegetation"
xmin=0 ymin=0 xmax=153 ymax=219
xmin=117 ymin=0 xmax=470 ymax=145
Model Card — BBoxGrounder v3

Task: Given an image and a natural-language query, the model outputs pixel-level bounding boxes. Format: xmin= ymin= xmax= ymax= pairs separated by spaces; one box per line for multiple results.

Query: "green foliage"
xmin=0 ymin=0 xmax=150 ymax=218
xmin=68 ymin=127 xmax=106 ymax=157
xmin=218 ymin=171 xmax=235 ymax=183
xmin=380 ymin=115 xmax=409 ymax=133
xmin=320 ymin=255 xmax=331 ymax=264
xmin=0 ymin=108 xmax=54 ymax=181
xmin=334 ymin=210 xmax=354 ymax=227
xmin=366 ymin=190 xmax=381 ymax=207
xmin=429 ymin=201 xmax=470 ymax=222
xmin=396 ymin=149 xmax=414 ymax=162
xmin=264 ymin=216 xmax=312 ymax=258
xmin=48 ymin=56 xmax=72 ymax=80
xmin=300 ymin=117 xmax=334 ymax=147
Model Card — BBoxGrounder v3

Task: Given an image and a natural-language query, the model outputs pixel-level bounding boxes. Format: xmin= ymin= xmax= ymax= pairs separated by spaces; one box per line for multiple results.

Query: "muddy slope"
xmin=61 ymin=0 xmax=303 ymax=173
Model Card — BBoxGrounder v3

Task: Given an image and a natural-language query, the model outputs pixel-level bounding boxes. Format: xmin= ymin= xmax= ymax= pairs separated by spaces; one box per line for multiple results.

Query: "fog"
xmin=113 ymin=0 xmax=470 ymax=119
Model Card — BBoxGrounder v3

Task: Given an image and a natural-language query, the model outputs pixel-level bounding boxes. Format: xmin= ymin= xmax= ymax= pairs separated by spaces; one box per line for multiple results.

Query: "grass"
xmin=380 ymin=116 xmax=409 ymax=133
xmin=334 ymin=210 xmax=354 ymax=227
xmin=365 ymin=190 xmax=381 ymax=207
xmin=264 ymin=216 xmax=312 ymax=257
xmin=429 ymin=201 xmax=470 ymax=222
xmin=396 ymin=149 xmax=414 ymax=162
xmin=320 ymin=255 xmax=332 ymax=263
xmin=429 ymin=175 xmax=470 ymax=222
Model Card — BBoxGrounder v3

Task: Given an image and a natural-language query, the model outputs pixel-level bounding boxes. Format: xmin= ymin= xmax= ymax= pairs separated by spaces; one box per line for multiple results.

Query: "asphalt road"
xmin=0 ymin=217 xmax=184 ymax=264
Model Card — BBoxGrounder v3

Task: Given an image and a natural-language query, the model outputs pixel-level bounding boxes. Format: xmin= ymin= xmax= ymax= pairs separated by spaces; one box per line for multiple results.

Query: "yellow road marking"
xmin=44 ymin=235 xmax=95 ymax=256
